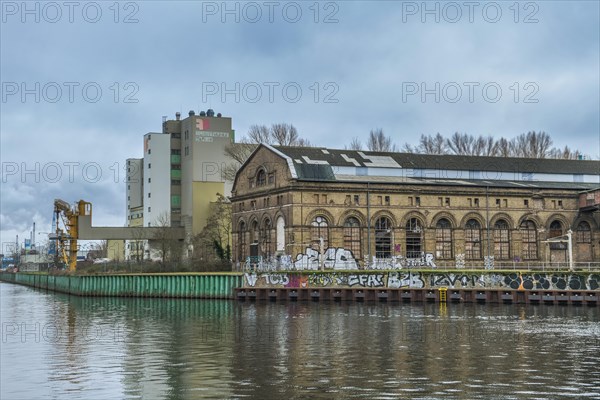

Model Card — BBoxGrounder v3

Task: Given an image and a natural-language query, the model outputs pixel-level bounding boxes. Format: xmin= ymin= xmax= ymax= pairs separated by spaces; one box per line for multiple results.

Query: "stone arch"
xmin=430 ymin=211 xmax=458 ymax=229
xmin=573 ymin=215 xmax=598 ymax=231
xmin=489 ymin=212 xmax=515 ymax=229
xmin=304 ymin=208 xmax=335 ymax=226
xmin=545 ymin=213 xmax=571 ymax=231
xmin=517 ymin=213 xmax=542 ymax=228
xmin=459 ymin=212 xmax=486 ymax=228
xmin=236 ymin=217 xmax=247 ymax=231
xmin=400 ymin=211 xmax=428 ymax=228
xmin=338 ymin=209 xmax=367 ymax=227
xmin=370 ymin=210 xmax=397 ymax=228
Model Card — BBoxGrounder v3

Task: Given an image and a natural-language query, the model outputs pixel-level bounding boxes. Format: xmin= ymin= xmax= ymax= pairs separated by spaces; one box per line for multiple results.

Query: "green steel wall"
xmin=0 ymin=273 xmax=243 ymax=299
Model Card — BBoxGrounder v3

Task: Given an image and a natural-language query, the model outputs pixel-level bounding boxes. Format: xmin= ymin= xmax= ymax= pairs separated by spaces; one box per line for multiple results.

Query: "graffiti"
xmin=309 ymin=274 xmax=334 ymax=286
xmin=308 ymin=273 xmax=348 ymax=287
xmin=265 ymin=274 xmax=290 ymax=286
xmin=325 ymin=248 xmax=359 ymax=270
xmin=387 ymin=272 xmax=425 ymax=288
xmin=503 ymin=273 xmax=598 ymax=291
xmin=280 ymin=255 xmax=293 ymax=270
xmin=244 ymin=271 xmax=600 ymax=290
xmin=286 ymin=274 xmax=308 ymax=288
xmin=369 ymin=256 xmax=403 ymax=270
xmin=348 ymin=274 xmax=385 ymax=287
xmin=588 ymin=274 xmax=600 ymax=290
xmin=484 ymin=256 xmax=495 ymax=270
xmin=367 ymin=254 xmax=436 ymax=269
xmin=455 ymin=254 xmax=465 ymax=269
xmin=402 ymin=253 xmax=437 ymax=268
xmin=293 ymin=247 xmax=359 ymax=270
xmin=245 ymin=273 xmax=258 ymax=287
xmin=432 ymin=273 xmax=477 ymax=288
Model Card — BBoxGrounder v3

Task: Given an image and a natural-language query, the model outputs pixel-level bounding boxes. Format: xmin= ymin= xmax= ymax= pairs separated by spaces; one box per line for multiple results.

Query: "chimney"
xmin=175 ymin=112 xmax=181 ymax=121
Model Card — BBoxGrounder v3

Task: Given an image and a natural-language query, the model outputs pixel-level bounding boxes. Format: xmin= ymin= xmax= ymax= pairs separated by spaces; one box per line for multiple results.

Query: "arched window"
xmin=520 ymin=220 xmax=538 ymax=260
xmin=406 ymin=218 xmax=423 ymax=258
xmin=276 ymin=216 xmax=285 ymax=252
xmin=493 ymin=219 xmax=510 ymax=260
xmin=465 ymin=219 xmax=482 ymax=260
xmin=343 ymin=217 xmax=361 ymax=259
xmin=576 ymin=221 xmax=592 ymax=243
xmin=238 ymin=221 xmax=247 ymax=262
xmin=261 ymin=219 xmax=272 ymax=257
xmin=549 ymin=220 xmax=563 ymax=239
xmin=311 ymin=216 xmax=329 ymax=251
xmin=375 ymin=217 xmax=392 ymax=258
xmin=256 ymin=169 xmax=266 ymax=187
xmin=250 ymin=220 xmax=259 ymax=244
xmin=435 ymin=218 xmax=452 ymax=259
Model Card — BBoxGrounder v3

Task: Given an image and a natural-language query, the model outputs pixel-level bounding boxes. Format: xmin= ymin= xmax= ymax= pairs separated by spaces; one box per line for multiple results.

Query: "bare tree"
xmin=402 ymin=130 xmax=583 ymax=159
xmin=417 ymin=133 xmax=447 ymax=154
xmin=223 ymin=123 xmax=312 ymax=181
xmin=247 ymin=124 xmax=271 ymax=143
xmin=345 ymin=137 xmax=363 ymax=150
xmin=193 ymin=194 xmax=232 ymax=268
xmin=367 ymin=128 xmax=397 ymax=152
xmin=152 ymin=212 xmax=183 ymax=270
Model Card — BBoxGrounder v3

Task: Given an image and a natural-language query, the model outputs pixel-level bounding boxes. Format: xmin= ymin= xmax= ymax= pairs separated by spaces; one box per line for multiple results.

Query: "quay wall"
xmin=0 ymin=272 xmax=242 ymax=299
xmin=242 ymin=271 xmax=600 ymax=291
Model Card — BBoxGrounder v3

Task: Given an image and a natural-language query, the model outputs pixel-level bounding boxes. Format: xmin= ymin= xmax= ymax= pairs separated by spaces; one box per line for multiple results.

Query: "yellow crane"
xmin=53 ymin=199 xmax=91 ymax=271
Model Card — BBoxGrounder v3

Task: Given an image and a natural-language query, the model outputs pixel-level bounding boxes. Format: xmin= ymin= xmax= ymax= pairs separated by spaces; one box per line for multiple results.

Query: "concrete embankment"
xmin=2 ymin=270 xmax=599 ymax=305
xmin=0 ymin=272 xmax=242 ymax=299
xmin=236 ymin=270 xmax=600 ymax=305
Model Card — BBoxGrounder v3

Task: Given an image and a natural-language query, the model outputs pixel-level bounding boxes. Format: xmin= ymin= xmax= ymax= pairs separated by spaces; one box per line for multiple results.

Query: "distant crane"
xmin=53 ymin=199 xmax=91 ymax=271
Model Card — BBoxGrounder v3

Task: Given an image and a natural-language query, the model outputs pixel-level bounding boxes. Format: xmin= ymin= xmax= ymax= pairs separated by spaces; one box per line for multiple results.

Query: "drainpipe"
xmin=367 ymin=182 xmax=371 ymax=268
xmin=486 ymin=186 xmax=491 ymax=263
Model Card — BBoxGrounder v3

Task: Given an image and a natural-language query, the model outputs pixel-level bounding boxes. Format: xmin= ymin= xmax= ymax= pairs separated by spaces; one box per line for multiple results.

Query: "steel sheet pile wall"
xmin=0 ymin=273 xmax=242 ymax=299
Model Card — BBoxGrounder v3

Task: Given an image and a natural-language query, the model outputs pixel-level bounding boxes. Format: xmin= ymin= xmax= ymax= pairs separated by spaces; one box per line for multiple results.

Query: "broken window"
xmin=493 ymin=219 xmax=510 ymax=260
xmin=435 ymin=218 xmax=452 ymax=259
xmin=375 ymin=216 xmax=392 ymax=258
xmin=520 ymin=219 xmax=538 ymax=260
xmin=405 ymin=218 xmax=423 ymax=258
xmin=343 ymin=217 xmax=361 ymax=259
xmin=465 ymin=219 xmax=482 ymax=259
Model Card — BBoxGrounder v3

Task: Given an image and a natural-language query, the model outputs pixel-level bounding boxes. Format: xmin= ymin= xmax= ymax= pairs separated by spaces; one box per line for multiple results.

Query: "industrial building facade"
xmin=125 ymin=110 xmax=235 ymax=260
xmin=230 ymin=145 xmax=600 ymax=269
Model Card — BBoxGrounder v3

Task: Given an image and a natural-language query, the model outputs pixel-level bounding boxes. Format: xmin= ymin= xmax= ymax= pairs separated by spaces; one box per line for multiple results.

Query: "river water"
xmin=1 ymin=282 xmax=599 ymax=399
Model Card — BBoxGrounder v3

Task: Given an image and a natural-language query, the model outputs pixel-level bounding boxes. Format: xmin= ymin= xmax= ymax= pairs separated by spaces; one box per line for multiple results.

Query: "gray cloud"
xmin=1 ymin=0 xmax=599 ymax=245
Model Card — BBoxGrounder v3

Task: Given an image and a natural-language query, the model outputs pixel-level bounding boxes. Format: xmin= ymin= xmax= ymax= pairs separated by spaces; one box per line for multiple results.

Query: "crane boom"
xmin=53 ymin=199 xmax=91 ymax=271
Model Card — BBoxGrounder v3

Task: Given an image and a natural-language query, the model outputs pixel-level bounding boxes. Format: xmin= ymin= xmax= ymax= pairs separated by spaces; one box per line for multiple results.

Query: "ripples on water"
xmin=1 ymin=282 xmax=599 ymax=399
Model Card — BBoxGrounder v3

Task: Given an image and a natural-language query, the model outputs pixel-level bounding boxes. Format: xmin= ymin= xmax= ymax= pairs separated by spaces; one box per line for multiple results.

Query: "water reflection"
xmin=1 ymin=282 xmax=599 ymax=399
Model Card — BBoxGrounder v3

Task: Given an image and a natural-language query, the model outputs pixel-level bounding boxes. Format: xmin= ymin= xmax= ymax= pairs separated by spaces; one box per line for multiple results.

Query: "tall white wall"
xmin=143 ymin=133 xmax=171 ymax=227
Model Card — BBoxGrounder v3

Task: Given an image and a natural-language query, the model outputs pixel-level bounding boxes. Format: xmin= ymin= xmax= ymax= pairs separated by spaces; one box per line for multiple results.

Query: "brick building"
xmin=230 ymin=144 xmax=600 ymax=269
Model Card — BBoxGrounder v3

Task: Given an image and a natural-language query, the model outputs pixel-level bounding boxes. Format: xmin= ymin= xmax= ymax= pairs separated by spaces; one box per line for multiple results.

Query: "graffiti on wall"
xmin=367 ymin=253 xmax=437 ymax=269
xmin=387 ymin=272 xmax=425 ymax=288
xmin=244 ymin=272 xmax=600 ymax=291
xmin=293 ymin=247 xmax=359 ymax=270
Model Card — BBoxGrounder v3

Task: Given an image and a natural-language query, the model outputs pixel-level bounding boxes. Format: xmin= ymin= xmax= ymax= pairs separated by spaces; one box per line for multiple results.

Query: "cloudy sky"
xmin=1 ymin=0 xmax=599 ymax=251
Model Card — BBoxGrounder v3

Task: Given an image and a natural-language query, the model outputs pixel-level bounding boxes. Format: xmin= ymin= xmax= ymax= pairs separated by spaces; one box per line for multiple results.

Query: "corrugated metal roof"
xmin=275 ymin=146 xmax=600 ymax=175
